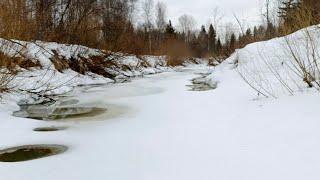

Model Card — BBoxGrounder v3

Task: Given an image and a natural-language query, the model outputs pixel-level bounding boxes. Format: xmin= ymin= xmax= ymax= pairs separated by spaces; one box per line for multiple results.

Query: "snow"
xmin=224 ymin=25 xmax=320 ymax=97
xmin=1 ymin=67 xmax=320 ymax=180
xmin=0 ymin=39 xmax=102 ymax=68
xmin=3 ymin=68 xmax=111 ymax=101
xmin=0 ymin=39 xmax=179 ymax=97
xmin=1 ymin=25 xmax=320 ymax=179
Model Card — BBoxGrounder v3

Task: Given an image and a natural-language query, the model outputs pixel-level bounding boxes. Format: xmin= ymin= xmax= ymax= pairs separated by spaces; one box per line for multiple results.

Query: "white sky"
xmin=160 ymin=0 xmax=265 ymax=29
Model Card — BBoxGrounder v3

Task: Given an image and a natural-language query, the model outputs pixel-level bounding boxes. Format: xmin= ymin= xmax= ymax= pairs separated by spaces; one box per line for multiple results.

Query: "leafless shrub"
xmin=0 ymin=40 xmax=31 ymax=95
xmin=237 ymin=26 xmax=320 ymax=98
xmin=0 ymin=70 xmax=15 ymax=94
xmin=283 ymin=28 xmax=320 ymax=90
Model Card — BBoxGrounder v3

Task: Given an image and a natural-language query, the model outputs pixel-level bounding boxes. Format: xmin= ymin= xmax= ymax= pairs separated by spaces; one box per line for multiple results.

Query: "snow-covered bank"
xmin=0 ymin=38 xmax=213 ymax=102
xmin=0 ymin=39 xmax=171 ymax=95
xmin=0 ymin=39 xmax=213 ymax=122
xmin=205 ymin=25 xmax=320 ymax=98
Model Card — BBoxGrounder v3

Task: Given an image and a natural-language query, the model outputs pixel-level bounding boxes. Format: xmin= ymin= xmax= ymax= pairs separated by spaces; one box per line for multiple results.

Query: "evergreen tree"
xmin=245 ymin=28 xmax=252 ymax=37
xmin=229 ymin=33 xmax=236 ymax=51
xmin=245 ymin=28 xmax=253 ymax=43
xmin=253 ymin=26 xmax=258 ymax=40
xmin=216 ymin=38 xmax=222 ymax=55
xmin=265 ymin=22 xmax=276 ymax=39
xmin=278 ymin=0 xmax=302 ymax=32
xmin=208 ymin=24 xmax=217 ymax=55
xmin=278 ymin=0 xmax=320 ymax=32
xmin=198 ymin=25 xmax=208 ymax=55
xmin=257 ymin=25 xmax=266 ymax=38
xmin=165 ymin=20 xmax=176 ymax=39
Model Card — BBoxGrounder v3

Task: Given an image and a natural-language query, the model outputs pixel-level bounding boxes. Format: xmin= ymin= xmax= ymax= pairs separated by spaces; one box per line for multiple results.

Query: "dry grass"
xmin=0 ymin=45 xmax=41 ymax=95
xmin=0 ymin=71 xmax=14 ymax=94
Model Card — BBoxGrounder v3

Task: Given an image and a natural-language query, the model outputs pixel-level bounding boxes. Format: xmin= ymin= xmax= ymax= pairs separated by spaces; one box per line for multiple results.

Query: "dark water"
xmin=33 ymin=126 xmax=68 ymax=132
xmin=0 ymin=145 xmax=67 ymax=162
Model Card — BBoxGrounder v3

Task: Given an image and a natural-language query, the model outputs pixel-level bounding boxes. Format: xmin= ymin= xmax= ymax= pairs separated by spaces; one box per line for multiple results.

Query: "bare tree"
xmin=127 ymin=0 xmax=138 ymax=22
xmin=223 ymin=22 xmax=237 ymax=44
xmin=178 ymin=14 xmax=196 ymax=42
xmin=265 ymin=0 xmax=271 ymax=24
xmin=212 ymin=7 xmax=223 ymax=30
xmin=155 ymin=1 xmax=167 ymax=32
xmin=261 ymin=0 xmax=280 ymax=26
xmin=142 ymin=0 xmax=154 ymax=54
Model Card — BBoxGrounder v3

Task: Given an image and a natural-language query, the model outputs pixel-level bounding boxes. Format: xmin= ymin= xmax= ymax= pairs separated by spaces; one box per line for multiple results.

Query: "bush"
xmin=160 ymin=39 xmax=191 ymax=66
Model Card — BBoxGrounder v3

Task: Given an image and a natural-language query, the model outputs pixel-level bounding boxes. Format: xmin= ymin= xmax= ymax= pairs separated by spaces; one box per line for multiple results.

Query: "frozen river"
xmin=2 ymin=67 xmax=320 ymax=180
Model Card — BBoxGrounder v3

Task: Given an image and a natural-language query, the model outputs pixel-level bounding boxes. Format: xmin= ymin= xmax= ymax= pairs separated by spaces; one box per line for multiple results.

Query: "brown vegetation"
xmin=278 ymin=0 xmax=320 ymax=35
xmin=0 ymin=0 xmax=231 ymax=65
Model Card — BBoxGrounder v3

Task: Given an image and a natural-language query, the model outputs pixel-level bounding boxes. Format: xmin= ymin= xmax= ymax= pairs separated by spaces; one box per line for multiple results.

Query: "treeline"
xmin=0 ymin=0 xmax=258 ymax=60
xmin=0 ymin=0 xmax=229 ymax=60
xmin=0 ymin=0 xmax=137 ymax=51
xmin=199 ymin=0 xmax=320 ymax=57
xmin=0 ymin=0 xmax=319 ymax=61
xmin=224 ymin=0 xmax=320 ymax=55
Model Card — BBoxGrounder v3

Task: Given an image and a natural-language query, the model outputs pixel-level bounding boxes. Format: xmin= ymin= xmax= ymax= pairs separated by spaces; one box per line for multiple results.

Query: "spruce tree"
xmin=165 ymin=20 xmax=176 ymax=39
xmin=216 ymin=38 xmax=222 ymax=55
xmin=229 ymin=33 xmax=236 ymax=51
xmin=278 ymin=0 xmax=302 ymax=32
xmin=265 ymin=22 xmax=276 ymax=39
xmin=198 ymin=25 xmax=208 ymax=55
xmin=245 ymin=28 xmax=252 ymax=43
xmin=253 ymin=26 xmax=258 ymax=40
xmin=245 ymin=28 xmax=252 ymax=37
xmin=208 ymin=24 xmax=217 ymax=55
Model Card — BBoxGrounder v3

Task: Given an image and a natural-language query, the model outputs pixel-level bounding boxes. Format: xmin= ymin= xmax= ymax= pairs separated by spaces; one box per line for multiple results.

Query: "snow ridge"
xmin=206 ymin=25 xmax=320 ymax=98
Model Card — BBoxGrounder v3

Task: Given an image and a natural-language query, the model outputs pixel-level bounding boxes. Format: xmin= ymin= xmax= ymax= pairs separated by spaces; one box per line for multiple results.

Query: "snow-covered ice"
xmin=1 ymin=65 xmax=320 ymax=179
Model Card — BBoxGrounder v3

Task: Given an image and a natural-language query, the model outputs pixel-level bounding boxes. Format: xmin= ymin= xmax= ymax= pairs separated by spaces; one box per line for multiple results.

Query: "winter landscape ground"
xmin=1 ymin=24 xmax=320 ymax=179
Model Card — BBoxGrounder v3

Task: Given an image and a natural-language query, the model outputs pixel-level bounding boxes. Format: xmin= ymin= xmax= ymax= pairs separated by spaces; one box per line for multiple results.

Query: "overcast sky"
xmin=160 ymin=0 xmax=265 ymax=29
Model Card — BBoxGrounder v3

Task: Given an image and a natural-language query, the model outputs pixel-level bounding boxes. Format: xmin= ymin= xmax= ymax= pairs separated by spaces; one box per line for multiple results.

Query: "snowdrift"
xmin=210 ymin=25 xmax=320 ymax=98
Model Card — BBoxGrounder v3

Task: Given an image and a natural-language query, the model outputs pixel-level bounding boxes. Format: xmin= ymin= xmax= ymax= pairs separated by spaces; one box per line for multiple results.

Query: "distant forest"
xmin=0 ymin=0 xmax=319 ymax=60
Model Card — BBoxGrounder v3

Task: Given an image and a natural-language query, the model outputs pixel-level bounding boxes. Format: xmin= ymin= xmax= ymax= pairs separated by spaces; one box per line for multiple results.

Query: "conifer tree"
xmin=165 ymin=20 xmax=175 ymax=39
xmin=208 ymin=24 xmax=217 ymax=55
xmin=245 ymin=28 xmax=253 ymax=43
xmin=229 ymin=33 xmax=236 ymax=51
xmin=198 ymin=25 xmax=208 ymax=55
xmin=216 ymin=38 xmax=222 ymax=55
xmin=265 ymin=22 xmax=276 ymax=39
xmin=253 ymin=26 xmax=258 ymax=40
xmin=278 ymin=0 xmax=302 ymax=32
